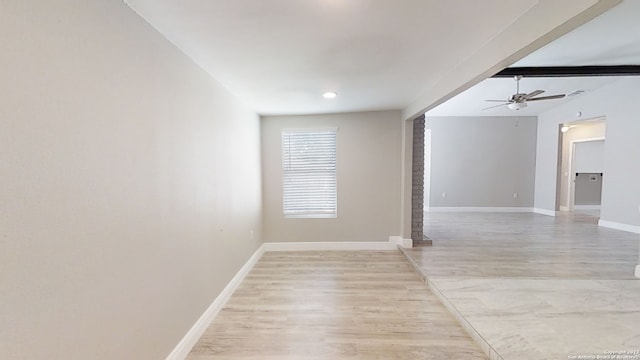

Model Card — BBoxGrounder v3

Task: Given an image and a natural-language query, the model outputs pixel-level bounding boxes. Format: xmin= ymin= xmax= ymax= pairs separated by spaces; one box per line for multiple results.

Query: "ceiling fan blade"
xmin=482 ymin=103 xmax=509 ymax=110
xmin=485 ymin=99 xmax=508 ymax=102
xmin=524 ymin=90 xmax=545 ymax=99
xmin=527 ymin=94 xmax=566 ymax=102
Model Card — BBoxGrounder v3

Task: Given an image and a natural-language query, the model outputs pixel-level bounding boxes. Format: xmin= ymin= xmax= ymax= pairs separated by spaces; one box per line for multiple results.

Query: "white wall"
xmin=424 ymin=129 xmax=432 ymax=209
xmin=536 ymin=78 xmax=640 ymax=227
xmin=575 ymin=140 xmax=605 ymax=173
xmin=0 ymin=1 xmax=262 ymax=359
xmin=261 ymin=111 xmax=402 ymax=243
xmin=425 ymin=116 xmax=537 ymax=208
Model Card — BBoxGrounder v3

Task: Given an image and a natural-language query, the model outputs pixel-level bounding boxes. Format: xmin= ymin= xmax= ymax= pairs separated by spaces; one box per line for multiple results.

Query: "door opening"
xmin=555 ymin=117 xmax=605 ymax=219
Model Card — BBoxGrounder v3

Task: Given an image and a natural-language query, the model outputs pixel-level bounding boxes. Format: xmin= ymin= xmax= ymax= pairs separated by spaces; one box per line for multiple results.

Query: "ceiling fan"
xmin=483 ymin=75 xmax=566 ymax=111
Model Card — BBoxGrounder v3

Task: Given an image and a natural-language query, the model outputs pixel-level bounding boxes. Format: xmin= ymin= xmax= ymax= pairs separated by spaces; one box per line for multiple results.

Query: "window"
xmin=282 ymin=129 xmax=337 ymax=218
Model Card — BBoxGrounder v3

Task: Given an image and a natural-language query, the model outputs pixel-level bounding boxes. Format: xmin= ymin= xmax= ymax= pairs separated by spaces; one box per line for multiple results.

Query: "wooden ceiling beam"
xmin=492 ymin=65 xmax=640 ymax=78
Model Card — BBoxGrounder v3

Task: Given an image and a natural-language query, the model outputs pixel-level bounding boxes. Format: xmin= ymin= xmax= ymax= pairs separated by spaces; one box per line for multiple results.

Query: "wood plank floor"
xmin=402 ymin=212 xmax=640 ymax=360
xmin=407 ymin=212 xmax=639 ymax=279
xmin=187 ymin=251 xmax=487 ymax=360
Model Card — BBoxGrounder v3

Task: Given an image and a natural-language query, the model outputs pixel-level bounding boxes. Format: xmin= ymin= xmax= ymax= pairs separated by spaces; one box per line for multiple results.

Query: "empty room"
xmin=2 ymin=1 xmax=639 ymax=360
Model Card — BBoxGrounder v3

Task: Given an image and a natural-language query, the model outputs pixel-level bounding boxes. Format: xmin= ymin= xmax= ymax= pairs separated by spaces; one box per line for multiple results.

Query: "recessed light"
xmin=322 ymin=92 xmax=337 ymax=99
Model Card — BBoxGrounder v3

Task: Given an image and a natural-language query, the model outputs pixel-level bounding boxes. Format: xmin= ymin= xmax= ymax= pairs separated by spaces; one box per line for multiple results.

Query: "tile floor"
xmin=402 ymin=212 xmax=640 ymax=360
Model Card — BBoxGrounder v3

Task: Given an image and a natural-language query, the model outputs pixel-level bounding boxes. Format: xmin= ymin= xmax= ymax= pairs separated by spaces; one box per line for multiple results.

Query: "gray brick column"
xmin=411 ymin=115 xmax=425 ymax=244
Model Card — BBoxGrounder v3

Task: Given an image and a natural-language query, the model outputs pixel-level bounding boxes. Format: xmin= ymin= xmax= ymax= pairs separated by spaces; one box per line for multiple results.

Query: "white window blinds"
xmin=282 ymin=129 xmax=337 ymax=218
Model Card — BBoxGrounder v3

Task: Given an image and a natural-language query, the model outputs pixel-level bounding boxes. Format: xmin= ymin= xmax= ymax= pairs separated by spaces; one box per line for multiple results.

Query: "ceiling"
xmin=425 ymin=76 xmax=621 ymax=117
xmin=427 ymin=0 xmax=640 ymax=117
xmin=124 ymin=0 xmax=615 ymax=116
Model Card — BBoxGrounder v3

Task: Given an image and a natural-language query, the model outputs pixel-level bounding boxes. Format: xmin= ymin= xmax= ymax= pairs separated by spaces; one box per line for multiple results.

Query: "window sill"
xmin=284 ymin=214 xmax=337 ymax=219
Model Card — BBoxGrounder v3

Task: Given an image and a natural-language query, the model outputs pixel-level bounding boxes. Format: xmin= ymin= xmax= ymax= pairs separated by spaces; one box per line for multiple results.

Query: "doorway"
xmin=571 ymin=139 xmax=604 ymax=216
xmin=556 ymin=118 xmax=606 ymax=218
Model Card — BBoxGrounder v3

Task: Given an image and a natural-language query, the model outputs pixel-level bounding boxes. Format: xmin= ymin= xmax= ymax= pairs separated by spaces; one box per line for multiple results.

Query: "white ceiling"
xmin=124 ymin=0 xmax=609 ymax=116
xmin=425 ymin=77 xmax=620 ymax=117
xmin=427 ymin=0 xmax=640 ymax=117
xmin=514 ymin=0 xmax=640 ymax=67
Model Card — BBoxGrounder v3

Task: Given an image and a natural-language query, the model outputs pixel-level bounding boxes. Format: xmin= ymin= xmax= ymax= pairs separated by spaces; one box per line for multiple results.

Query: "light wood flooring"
xmin=401 ymin=212 xmax=640 ymax=360
xmin=405 ymin=212 xmax=639 ymax=279
xmin=187 ymin=251 xmax=487 ymax=360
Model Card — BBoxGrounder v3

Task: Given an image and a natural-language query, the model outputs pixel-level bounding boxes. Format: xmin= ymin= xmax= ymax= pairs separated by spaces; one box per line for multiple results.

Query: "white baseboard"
xmin=559 ymin=206 xmax=570 ymax=212
xmin=165 ymin=244 xmax=265 ymax=360
xmin=427 ymin=207 xmax=532 ymax=213
xmin=635 ymin=265 xmax=640 ymax=279
xmin=263 ymin=241 xmax=396 ymax=251
xmin=598 ymin=220 xmax=640 ymax=234
xmin=389 ymin=236 xmax=413 ymax=248
xmin=574 ymin=205 xmax=601 ymax=210
xmin=167 ymin=236 xmax=410 ymax=358
xmin=533 ymin=208 xmax=556 ymax=217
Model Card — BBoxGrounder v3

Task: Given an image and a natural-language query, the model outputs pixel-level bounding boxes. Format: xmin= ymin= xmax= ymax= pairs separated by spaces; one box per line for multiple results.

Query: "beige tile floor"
xmin=187 ymin=251 xmax=487 ymax=359
xmin=402 ymin=212 xmax=640 ymax=360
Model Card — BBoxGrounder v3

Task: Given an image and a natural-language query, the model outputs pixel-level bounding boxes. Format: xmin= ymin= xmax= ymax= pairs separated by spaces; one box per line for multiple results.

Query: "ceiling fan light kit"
xmin=508 ymin=102 xmax=527 ymax=110
xmin=483 ymin=75 xmax=566 ymax=111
